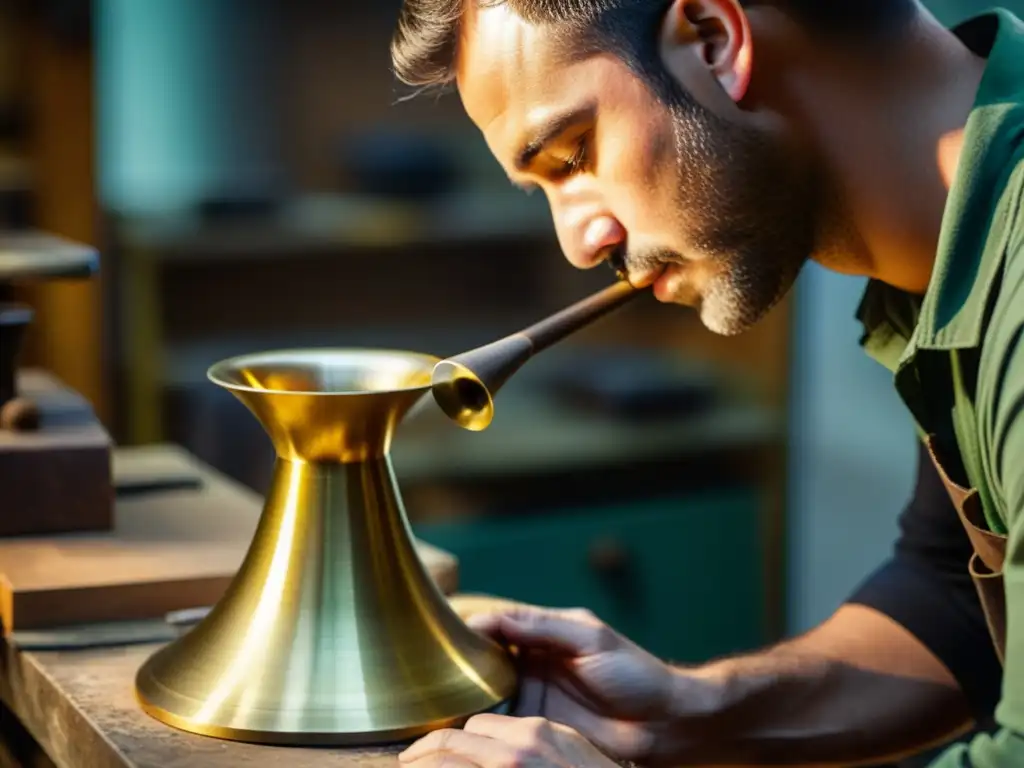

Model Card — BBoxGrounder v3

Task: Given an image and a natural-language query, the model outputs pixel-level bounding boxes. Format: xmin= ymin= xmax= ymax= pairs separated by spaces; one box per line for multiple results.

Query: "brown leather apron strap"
xmin=924 ymin=435 xmax=1008 ymax=663
xmin=969 ymin=554 xmax=1008 ymax=665
xmin=953 ymin=492 xmax=1006 ymax=576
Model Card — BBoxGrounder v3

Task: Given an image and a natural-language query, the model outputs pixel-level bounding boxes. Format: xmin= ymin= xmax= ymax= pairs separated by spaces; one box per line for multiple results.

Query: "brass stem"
xmin=520 ymin=279 xmax=639 ymax=353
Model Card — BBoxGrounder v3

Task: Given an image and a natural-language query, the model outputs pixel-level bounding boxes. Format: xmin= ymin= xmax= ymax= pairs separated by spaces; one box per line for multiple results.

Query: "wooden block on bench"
xmin=0 ymin=369 xmax=113 ymax=537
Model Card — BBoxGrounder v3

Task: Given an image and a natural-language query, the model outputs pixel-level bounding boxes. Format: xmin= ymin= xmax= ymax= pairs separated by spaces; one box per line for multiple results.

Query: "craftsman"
xmin=388 ymin=0 xmax=1024 ymax=766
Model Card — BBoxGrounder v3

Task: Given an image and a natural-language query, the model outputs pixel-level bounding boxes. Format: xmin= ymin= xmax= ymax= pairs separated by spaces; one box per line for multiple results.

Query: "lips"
xmin=652 ymin=268 xmax=675 ymax=301
xmin=599 ymin=244 xmax=669 ymax=292
xmin=626 ymin=264 xmax=668 ymax=290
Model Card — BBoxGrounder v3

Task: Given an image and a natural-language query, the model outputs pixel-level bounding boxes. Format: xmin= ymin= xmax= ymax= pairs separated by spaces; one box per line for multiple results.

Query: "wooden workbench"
xmin=0 ymin=640 xmax=408 ymax=767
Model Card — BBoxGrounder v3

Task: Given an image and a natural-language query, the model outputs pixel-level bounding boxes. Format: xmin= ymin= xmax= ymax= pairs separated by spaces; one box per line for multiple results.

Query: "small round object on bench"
xmin=0 ymin=396 xmax=40 ymax=432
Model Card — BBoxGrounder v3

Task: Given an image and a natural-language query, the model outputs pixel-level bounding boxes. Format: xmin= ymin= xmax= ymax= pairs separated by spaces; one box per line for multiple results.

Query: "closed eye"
xmin=551 ymin=132 xmax=592 ymax=179
xmin=508 ymin=130 xmax=593 ymax=195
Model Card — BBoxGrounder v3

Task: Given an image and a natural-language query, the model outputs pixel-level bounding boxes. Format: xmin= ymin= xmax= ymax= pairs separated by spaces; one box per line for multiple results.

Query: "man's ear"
xmin=660 ymin=0 xmax=753 ymax=102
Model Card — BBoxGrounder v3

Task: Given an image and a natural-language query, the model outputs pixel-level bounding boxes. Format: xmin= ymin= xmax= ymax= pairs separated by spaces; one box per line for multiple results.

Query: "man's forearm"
xmin=659 ymin=605 xmax=975 ymax=767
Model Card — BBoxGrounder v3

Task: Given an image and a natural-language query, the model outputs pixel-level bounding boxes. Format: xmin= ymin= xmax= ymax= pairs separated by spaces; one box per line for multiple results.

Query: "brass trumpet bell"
xmin=431 ymin=280 xmax=640 ymax=432
xmin=135 ymin=349 xmax=517 ymax=745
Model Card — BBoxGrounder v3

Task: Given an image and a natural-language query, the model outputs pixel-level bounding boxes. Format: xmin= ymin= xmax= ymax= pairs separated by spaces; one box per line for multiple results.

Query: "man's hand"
xmin=440 ymin=601 xmax=975 ymax=767
xmin=457 ymin=605 xmax=691 ymax=765
xmin=398 ymin=714 xmax=621 ymax=768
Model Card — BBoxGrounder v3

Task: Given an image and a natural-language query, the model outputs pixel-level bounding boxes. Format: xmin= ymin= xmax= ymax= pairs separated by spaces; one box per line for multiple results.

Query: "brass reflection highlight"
xmin=135 ymin=349 xmax=517 ymax=745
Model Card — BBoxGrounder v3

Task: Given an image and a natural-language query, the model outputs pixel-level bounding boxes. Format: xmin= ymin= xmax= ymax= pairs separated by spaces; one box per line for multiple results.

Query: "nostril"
xmin=581 ymin=217 xmax=625 ymax=267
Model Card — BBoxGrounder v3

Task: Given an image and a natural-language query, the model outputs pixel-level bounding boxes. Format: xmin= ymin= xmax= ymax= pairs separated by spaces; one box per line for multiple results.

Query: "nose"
xmin=558 ymin=214 xmax=627 ymax=269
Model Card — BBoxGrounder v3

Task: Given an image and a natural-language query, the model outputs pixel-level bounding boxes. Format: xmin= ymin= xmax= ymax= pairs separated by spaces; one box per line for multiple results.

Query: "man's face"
xmin=455 ymin=0 xmax=822 ymax=335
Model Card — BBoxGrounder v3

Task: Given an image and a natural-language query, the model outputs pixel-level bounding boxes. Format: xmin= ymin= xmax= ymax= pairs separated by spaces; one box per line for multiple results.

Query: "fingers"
xmin=400 ymin=714 xmax=625 ymax=768
xmin=466 ymin=606 xmax=593 ymax=635
xmin=464 ymin=712 xmax=538 ymax=736
xmin=463 ymin=713 xmax=554 ymax=742
xmin=464 ymin=606 xmax=553 ymax=637
xmin=464 ymin=612 xmax=505 ymax=637
xmin=464 ymin=714 xmax=623 ymax=768
xmin=399 ymin=728 xmax=500 ymax=764
xmin=469 ymin=608 xmax=607 ymax=656
xmin=502 ymin=610 xmax=607 ymax=655
xmin=399 ymin=722 xmax=536 ymax=768
xmin=401 ymin=756 xmax=478 ymax=768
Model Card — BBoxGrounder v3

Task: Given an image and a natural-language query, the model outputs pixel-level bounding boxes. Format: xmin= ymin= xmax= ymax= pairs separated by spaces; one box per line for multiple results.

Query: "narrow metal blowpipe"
xmin=431 ymin=279 xmax=641 ymax=431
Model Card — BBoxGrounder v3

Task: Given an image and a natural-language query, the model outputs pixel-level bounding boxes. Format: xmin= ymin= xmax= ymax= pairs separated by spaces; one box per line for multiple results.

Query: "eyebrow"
xmin=513 ymin=104 xmax=596 ymax=173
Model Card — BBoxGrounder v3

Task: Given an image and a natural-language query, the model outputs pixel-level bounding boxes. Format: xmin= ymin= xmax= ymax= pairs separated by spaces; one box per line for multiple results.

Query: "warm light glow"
xmin=192 ymin=459 xmax=304 ymax=724
xmin=937 ymin=128 xmax=966 ymax=190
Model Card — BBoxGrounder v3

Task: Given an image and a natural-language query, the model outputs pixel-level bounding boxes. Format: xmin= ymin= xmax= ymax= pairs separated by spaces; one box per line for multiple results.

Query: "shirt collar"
xmin=857 ymin=9 xmax=1024 ymax=370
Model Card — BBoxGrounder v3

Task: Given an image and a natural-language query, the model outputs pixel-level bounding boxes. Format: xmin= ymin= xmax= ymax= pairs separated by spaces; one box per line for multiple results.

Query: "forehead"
xmin=455 ymin=4 xmax=620 ymax=153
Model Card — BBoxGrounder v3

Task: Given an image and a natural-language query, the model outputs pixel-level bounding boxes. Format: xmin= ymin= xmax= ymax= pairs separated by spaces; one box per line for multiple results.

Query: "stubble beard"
xmin=639 ymin=75 xmax=821 ymax=336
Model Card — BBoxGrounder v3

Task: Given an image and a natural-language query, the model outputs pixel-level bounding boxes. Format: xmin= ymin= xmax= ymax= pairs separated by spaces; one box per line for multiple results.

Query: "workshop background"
xmin=0 ymin=0 xmax=996 ymax=667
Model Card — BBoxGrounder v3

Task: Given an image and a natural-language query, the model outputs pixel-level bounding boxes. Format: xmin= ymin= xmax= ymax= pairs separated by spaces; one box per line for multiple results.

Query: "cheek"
xmin=600 ymin=121 xmax=680 ymax=238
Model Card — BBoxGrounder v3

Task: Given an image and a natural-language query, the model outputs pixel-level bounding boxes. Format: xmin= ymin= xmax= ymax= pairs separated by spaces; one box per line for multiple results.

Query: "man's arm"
xmin=666 ymin=604 xmax=971 ymax=766
xmin=658 ymin=442 xmax=1002 ymax=767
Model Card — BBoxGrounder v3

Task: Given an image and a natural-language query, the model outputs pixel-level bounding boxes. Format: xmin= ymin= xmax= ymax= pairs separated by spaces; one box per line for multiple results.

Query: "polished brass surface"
xmin=135 ymin=349 xmax=517 ymax=745
xmin=432 ymin=280 xmax=641 ymax=430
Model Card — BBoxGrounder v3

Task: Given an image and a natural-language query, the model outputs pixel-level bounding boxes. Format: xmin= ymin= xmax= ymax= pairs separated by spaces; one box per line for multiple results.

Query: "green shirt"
xmin=857 ymin=9 xmax=1024 ymax=766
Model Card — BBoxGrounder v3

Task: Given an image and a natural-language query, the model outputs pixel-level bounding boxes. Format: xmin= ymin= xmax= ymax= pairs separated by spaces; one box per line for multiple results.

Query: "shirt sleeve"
xmin=846 ymin=441 xmax=1003 ymax=722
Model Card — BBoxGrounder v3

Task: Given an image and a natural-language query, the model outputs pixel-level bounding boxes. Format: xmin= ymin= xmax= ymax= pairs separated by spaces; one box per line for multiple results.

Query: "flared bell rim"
xmin=134 ymin=657 xmax=516 ymax=747
xmin=431 ymin=359 xmax=494 ymax=432
xmin=134 ymin=700 xmax=516 ymax=748
xmin=207 ymin=347 xmax=443 ymax=397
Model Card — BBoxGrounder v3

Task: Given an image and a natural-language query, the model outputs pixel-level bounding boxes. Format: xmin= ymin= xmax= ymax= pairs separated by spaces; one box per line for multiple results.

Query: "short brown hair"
xmin=390 ymin=0 xmax=916 ymax=91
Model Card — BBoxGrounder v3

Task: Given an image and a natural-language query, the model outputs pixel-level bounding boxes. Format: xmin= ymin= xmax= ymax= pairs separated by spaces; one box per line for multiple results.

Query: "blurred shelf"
xmin=117 ymin=190 xmax=554 ymax=263
xmin=114 ymin=188 xmax=556 ymax=445
xmin=0 ymin=230 xmax=99 ymax=281
xmin=394 ymin=396 xmax=782 ymax=482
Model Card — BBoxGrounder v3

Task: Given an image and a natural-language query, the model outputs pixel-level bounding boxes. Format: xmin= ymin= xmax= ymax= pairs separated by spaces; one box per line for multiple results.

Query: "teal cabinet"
xmin=414 ymin=488 xmax=767 ymax=664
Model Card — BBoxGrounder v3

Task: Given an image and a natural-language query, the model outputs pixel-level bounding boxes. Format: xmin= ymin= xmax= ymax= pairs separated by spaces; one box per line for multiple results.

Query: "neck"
xmin=793 ymin=10 xmax=987 ymax=294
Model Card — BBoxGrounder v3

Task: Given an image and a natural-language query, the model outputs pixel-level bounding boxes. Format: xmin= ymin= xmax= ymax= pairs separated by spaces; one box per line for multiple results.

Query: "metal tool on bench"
xmin=134 ymin=348 xmax=517 ymax=746
xmin=0 ymin=231 xmax=113 ymax=536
